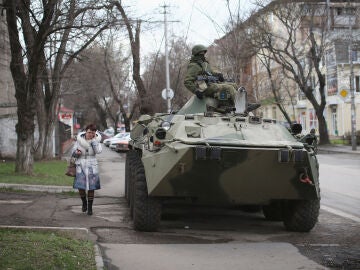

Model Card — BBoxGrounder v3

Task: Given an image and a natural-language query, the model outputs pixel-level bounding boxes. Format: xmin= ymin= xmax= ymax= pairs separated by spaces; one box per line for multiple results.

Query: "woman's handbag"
xmin=65 ymin=158 xmax=76 ymax=177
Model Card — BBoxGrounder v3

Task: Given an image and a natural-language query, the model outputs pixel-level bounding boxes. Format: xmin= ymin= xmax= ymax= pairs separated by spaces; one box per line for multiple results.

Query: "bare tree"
xmin=142 ymin=37 xmax=191 ymax=112
xmin=257 ymin=51 xmax=293 ymax=124
xmin=4 ymin=0 xmax=113 ymax=173
xmin=62 ymin=46 xmax=115 ymax=130
xmin=103 ymin=44 xmax=137 ymax=132
xmin=249 ymin=0 xmax=330 ymax=144
xmin=199 ymin=1 xmax=259 ymax=105
xmin=112 ymin=2 xmax=151 ymax=114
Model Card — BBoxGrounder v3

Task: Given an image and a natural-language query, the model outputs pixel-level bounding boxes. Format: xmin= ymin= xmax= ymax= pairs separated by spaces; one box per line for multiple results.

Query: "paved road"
xmin=94 ymin=147 xmax=357 ymax=270
xmin=1 ymin=146 xmax=359 ymax=269
xmin=318 ymin=153 xmax=360 ymax=222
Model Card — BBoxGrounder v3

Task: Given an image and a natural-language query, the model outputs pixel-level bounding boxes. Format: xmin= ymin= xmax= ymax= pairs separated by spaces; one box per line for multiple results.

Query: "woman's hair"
xmin=85 ymin=124 xmax=97 ymax=131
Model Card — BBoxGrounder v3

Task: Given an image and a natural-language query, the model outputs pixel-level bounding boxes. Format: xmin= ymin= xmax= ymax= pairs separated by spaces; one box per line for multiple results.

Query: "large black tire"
xmin=132 ymin=155 xmax=162 ymax=232
xmin=125 ymin=150 xmax=136 ymax=205
xmin=282 ymin=199 xmax=320 ymax=232
xmin=129 ymin=152 xmax=142 ymax=217
xmin=262 ymin=201 xmax=283 ymax=221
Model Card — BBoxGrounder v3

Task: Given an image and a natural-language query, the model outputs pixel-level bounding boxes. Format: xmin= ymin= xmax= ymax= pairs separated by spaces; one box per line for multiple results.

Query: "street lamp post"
xmin=348 ymin=0 xmax=357 ymax=150
xmin=163 ymin=4 xmax=171 ymax=113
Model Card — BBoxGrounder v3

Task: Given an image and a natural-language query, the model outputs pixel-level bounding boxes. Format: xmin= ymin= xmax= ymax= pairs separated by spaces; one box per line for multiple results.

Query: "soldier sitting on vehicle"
xmin=184 ymin=44 xmax=238 ymax=102
xmin=300 ymin=128 xmax=318 ymax=152
xmin=184 ymin=45 xmax=260 ymax=114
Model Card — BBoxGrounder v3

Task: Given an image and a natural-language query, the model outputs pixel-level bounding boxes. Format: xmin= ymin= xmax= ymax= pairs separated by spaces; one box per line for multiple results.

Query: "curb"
xmin=0 ymin=225 xmax=104 ymax=270
xmin=317 ymin=148 xmax=360 ymax=155
xmin=94 ymin=244 xmax=104 ymax=270
xmin=0 ymin=183 xmax=74 ymax=193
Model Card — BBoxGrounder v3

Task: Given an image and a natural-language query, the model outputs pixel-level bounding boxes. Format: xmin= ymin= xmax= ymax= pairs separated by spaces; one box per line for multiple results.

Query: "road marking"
xmin=321 ymin=205 xmax=360 ymax=223
xmin=0 ymin=200 xmax=32 ymax=204
xmin=298 ymin=244 xmax=340 ymax=247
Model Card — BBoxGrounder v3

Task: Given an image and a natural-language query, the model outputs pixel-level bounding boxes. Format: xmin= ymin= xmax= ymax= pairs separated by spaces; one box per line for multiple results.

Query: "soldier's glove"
xmin=195 ymin=90 xmax=204 ymax=99
xmin=217 ymin=73 xmax=225 ymax=82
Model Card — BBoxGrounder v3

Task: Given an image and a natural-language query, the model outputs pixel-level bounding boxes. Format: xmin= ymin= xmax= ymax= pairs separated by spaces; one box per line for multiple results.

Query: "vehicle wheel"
xmin=132 ymin=155 xmax=162 ymax=232
xmin=282 ymin=199 xmax=320 ymax=232
xmin=125 ymin=150 xmax=136 ymax=205
xmin=262 ymin=201 xmax=283 ymax=221
xmin=129 ymin=152 xmax=141 ymax=217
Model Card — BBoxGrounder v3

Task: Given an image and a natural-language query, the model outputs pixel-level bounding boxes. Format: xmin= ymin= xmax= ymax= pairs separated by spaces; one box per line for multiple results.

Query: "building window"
xmin=355 ymin=76 xmax=360 ymax=93
xmin=351 ymin=50 xmax=360 ymax=62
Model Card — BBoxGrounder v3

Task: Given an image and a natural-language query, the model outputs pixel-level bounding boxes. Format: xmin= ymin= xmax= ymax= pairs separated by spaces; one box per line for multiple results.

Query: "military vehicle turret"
xmin=125 ymin=88 xmax=320 ymax=232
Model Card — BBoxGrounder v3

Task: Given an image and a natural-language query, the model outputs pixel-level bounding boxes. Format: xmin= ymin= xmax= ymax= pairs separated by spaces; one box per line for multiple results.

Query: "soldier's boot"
xmin=246 ymin=103 xmax=261 ymax=113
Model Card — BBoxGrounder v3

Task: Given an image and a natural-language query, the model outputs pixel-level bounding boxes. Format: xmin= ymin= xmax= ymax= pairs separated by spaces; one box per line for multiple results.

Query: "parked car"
xmin=103 ymin=132 xmax=128 ymax=147
xmin=109 ymin=132 xmax=130 ymax=150
xmin=99 ymin=131 xmax=112 ymax=143
xmin=115 ymin=135 xmax=131 ymax=152
xmin=103 ymin=127 xmax=114 ymax=137
xmin=109 ymin=133 xmax=130 ymax=151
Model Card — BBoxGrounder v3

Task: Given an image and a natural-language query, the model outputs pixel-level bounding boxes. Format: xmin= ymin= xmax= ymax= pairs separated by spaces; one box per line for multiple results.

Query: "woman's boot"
xmin=81 ymin=196 xmax=87 ymax=212
xmin=87 ymin=199 xmax=93 ymax=215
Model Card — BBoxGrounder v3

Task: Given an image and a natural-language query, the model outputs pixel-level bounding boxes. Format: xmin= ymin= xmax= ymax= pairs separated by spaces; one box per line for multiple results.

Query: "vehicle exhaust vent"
xmin=249 ymin=116 xmax=262 ymax=124
xmin=235 ymin=117 xmax=246 ymax=122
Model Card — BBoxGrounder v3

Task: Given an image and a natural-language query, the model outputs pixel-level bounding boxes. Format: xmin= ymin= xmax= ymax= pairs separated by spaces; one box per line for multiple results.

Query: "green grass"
xmin=0 ymin=160 xmax=74 ymax=186
xmin=0 ymin=228 xmax=96 ymax=270
xmin=330 ymin=139 xmax=347 ymax=145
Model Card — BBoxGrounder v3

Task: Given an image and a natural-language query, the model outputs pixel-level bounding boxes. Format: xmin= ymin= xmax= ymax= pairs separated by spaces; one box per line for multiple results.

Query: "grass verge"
xmin=0 ymin=228 xmax=96 ymax=270
xmin=0 ymin=160 xmax=73 ymax=186
xmin=330 ymin=139 xmax=347 ymax=145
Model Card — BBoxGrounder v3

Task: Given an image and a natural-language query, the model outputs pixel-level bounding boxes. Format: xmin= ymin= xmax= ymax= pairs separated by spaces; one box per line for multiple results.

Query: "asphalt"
xmin=0 ymin=144 xmax=358 ymax=270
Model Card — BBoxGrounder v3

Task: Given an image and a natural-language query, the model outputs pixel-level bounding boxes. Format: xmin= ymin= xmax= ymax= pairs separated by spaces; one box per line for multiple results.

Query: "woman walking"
xmin=72 ymin=124 xmax=102 ymax=215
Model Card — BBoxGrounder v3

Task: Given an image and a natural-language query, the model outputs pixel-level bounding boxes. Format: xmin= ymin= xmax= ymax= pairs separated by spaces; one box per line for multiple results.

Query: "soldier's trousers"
xmin=204 ymin=82 xmax=238 ymax=100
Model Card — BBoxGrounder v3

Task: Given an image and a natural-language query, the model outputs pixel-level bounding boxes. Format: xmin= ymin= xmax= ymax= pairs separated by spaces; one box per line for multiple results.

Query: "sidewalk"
xmin=317 ymin=144 xmax=360 ymax=155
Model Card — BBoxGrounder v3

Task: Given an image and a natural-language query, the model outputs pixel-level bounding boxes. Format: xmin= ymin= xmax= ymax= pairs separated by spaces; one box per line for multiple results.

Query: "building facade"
xmin=0 ymin=0 xmax=17 ymax=159
xmin=210 ymin=1 xmax=360 ymax=139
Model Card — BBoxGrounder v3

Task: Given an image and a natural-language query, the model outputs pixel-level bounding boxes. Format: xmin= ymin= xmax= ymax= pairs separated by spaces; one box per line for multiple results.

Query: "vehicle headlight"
xmin=155 ymin=128 xmax=167 ymax=140
xmin=160 ymin=121 xmax=171 ymax=131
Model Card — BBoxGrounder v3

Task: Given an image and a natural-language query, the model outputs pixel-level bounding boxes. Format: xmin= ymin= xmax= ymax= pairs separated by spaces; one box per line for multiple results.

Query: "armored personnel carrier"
xmin=125 ymin=88 xmax=320 ymax=232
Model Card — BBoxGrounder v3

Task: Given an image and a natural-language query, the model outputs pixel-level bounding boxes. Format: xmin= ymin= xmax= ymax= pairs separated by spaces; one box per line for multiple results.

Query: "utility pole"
xmin=326 ymin=0 xmax=331 ymax=31
xmin=348 ymin=0 xmax=357 ymax=150
xmin=161 ymin=4 xmax=171 ymax=113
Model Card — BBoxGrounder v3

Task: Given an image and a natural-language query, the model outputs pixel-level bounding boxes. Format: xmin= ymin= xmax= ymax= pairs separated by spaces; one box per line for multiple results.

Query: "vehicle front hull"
xmin=142 ymin=144 xmax=320 ymax=206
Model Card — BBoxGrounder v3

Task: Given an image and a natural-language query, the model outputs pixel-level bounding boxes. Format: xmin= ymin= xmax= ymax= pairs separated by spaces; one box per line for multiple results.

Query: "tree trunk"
xmin=34 ymin=81 xmax=46 ymax=161
xmin=122 ymin=112 xmax=131 ymax=132
xmin=114 ymin=3 xmax=150 ymax=114
xmin=317 ymin=113 xmax=330 ymax=145
xmin=15 ymin=104 xmax=36 ymax=174
xmin=15 ymin=129 xmax=34 ymax=174
xmin=5 ymin=0 xmax=36 ymax=174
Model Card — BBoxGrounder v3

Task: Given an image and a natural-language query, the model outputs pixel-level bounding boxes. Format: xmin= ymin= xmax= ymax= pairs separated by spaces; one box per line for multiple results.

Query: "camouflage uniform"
xmin=184 ymin=45 xmax=237 ymax=100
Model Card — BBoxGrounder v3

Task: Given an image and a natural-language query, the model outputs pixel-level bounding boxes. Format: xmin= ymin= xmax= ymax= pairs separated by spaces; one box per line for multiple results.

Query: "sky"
xmin=124 ymin=0 xmax=256 ymax=56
